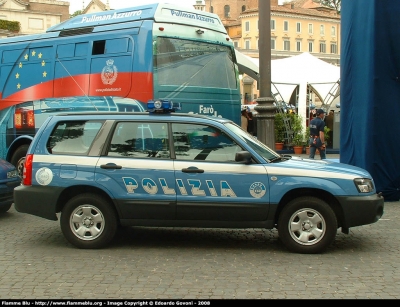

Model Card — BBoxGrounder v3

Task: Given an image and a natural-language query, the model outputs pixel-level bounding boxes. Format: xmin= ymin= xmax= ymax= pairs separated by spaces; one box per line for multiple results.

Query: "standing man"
xmin=308 ymin=109 xmax=326 ymax=159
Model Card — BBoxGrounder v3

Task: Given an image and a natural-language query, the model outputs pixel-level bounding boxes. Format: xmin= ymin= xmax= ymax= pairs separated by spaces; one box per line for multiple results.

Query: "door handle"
xmin=100 ymin=163 xmax=122 ymax=169
xmin=182 ymin=167 xmax=204 ymax=173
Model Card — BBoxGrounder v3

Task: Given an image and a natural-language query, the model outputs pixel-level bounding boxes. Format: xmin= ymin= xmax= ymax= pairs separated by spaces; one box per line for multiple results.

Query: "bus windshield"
xmin=154 ymin=37 xmax=237 ymax=89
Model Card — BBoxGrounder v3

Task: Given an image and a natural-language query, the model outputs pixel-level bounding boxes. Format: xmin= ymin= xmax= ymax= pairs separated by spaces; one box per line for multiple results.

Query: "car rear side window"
xmin=47 ymin=121 xmax=103 ymax=155
xmin=107 ymin=122 xmax=170 ymax=159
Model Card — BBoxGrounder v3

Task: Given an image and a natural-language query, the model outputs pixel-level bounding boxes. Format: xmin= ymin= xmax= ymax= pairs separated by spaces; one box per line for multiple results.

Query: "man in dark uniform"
xmin=308 ymin=108 xmax=326 ymax=159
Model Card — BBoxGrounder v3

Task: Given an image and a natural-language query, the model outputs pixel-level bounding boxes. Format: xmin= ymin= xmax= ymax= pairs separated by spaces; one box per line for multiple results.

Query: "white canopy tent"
xmin=235 ymin=51 xmax=340 ymax=129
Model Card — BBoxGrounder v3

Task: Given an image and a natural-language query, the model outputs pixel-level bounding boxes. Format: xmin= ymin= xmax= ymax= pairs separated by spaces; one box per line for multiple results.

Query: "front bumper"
xmin=0 ymin=180 xmax=20 ymax=208
xmin=14 ymin=185 xmax=64 ymax=221
xmin=337 ymin=193 xmax=384 ymax=230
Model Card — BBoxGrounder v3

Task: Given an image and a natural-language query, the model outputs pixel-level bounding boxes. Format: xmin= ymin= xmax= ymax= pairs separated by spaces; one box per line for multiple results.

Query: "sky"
xmin=68 ymin=0 xmax=198 ymax=14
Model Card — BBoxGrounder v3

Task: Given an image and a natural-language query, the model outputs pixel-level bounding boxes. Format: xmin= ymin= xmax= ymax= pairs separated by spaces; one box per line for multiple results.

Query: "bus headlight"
xmin=354 ymin=178 xmax=374 ymax=193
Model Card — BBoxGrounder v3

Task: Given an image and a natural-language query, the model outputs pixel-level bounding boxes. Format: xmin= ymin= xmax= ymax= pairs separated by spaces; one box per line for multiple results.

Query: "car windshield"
xmin=224 ymin=122 xmax=282 ymax=162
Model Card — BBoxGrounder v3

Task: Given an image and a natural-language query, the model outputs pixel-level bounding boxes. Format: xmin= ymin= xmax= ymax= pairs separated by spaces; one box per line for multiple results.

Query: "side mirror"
xmin=235 ymin=151 xmax=252 ymax=164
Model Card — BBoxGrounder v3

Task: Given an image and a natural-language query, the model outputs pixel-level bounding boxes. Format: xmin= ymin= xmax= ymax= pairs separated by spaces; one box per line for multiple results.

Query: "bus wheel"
xmin=11 ymin=145 xmax=30 ymax=178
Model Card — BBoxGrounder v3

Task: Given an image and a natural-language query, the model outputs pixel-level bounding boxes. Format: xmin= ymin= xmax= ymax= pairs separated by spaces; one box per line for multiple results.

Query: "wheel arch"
xmin=274 ymin=188 xmax=345 ymax=229
xmin=55 ymin=185 xmax=121 ymax=223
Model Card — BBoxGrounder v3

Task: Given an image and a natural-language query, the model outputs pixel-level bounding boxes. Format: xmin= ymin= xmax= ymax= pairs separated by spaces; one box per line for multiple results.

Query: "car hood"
xmin=281 ymin=156 xmax=371 ymax=178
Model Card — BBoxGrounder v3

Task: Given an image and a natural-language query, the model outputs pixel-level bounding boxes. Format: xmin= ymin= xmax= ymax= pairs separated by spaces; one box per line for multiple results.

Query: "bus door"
xmin=89 ymin=38 xmax=133 ymax=98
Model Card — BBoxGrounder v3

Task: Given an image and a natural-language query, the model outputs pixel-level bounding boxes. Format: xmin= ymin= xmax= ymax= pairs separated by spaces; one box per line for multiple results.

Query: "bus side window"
xmin=93 ymin=40 xmax=105 ymax=55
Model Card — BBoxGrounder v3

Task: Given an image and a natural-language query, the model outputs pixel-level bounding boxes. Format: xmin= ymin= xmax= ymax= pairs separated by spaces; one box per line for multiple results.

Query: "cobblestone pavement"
xmin=0 ymin=201 xmax=399 ymax=300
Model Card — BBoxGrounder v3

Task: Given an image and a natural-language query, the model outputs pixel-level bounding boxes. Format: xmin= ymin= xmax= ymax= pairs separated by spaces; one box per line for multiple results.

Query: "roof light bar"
xmin=147 ymin=100 xmax=181 ymax=113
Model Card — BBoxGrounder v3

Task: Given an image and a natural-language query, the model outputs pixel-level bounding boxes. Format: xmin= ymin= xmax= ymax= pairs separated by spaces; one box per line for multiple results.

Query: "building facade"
xmin=202 ymin=0 xmax=340 ymax=104
xmin=82 ymin=0 xmax=109 ymax=14
xmin=238 ymin=0 xmax=340 ymax=64
xmin=204 ymin=0 xmax=258 ymax=22
xmin=0 ymin=0 xmax=69 ymax=37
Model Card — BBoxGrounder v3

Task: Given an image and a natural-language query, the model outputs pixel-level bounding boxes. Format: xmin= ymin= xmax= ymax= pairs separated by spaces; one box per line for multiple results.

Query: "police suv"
xmin=14 ymin=101 xmax=384 ymax=254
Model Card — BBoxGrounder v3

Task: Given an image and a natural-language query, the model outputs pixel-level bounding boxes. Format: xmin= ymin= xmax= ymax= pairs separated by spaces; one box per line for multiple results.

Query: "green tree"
xmin=314 ymin=0 xmax=341 ymax=14
xmin=70 ymin=10 xmax=83 ymax=18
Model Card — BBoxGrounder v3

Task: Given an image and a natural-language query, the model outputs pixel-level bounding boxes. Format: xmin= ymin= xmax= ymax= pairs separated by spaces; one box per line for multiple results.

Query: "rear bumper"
xmin=14 ymin=185 xmax=63 ymax=221
xmin=337 ymin=193 xmax=384 ymax=229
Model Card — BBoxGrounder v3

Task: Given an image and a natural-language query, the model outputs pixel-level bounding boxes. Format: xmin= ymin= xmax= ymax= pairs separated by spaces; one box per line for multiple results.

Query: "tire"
xmin=0 ymin=204 xmax=12 ymax=213
xmin=278 ymin=196 xmax=338 ymax=254
xmin=10 ymin=144 xmax=30 ymax=178
xmin=60 ymin=193 xmax=118 ymax=249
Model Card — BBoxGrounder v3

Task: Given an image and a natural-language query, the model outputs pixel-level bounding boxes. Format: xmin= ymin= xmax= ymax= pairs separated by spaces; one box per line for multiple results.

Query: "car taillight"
xmin=23 ymin=154 xmax=33 ymax=186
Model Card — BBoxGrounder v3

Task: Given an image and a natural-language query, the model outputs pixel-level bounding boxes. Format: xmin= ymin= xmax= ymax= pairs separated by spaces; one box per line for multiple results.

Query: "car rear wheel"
xmin=60 ymin=193 xmax=118 ymax=249
xmin=278 ymin=196 xmax=338 ymax=254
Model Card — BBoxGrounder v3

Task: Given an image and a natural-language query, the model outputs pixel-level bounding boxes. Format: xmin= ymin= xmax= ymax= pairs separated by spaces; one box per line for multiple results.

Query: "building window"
xmin=284 ymin=40 xmax=290 ymax=51
xmin=242 ymin=5 xmax=246 ymax=12
xmin=245 ymin=21 xmax=250 ymax=32
xmin=296 ymin=40 xmax=301 ymax=52
xmin=320 ymin=42 xmax=326 ymax=53
xmin=271 ymin=19 xmax=276 ymax=30
xmin=320 ymin=25 xmax=325 ymax=35
xmin=224 ymin=5 xmax=230 ymax=18
xmin=330 ymin=43 xmax=337 ymax=54
xmin=245 ymin=40 xmax=250 ymax=49
xmin=308 ymin=24 xmax=313 ymax=34
xmin=234 ymin=41 xmax=239 ymax=48
xmin=308 ymin=41 xmax=313 ymax=52
xmin=210 ymin=6 xmax=214 ymax=13
xmin=271 ymin=38 xmax=276 ymax=50
xmin=284 ymin=20 xmax=289 ymax=32
xmin=331 ymin=26 xmax=336 ymax=36
xmin=296 ymin=22 xmax=301 ymax=33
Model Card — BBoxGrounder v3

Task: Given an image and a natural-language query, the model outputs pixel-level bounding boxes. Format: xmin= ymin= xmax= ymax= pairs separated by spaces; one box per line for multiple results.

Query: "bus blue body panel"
xmin=0 ymin=3 xmax=240 ymax=165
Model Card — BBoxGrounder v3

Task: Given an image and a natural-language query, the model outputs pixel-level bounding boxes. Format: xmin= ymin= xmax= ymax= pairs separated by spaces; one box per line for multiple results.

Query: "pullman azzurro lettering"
xmin=81 ymin=10 xmax=143 ymax=23
xmin=170 ymin=10 xmax=215 ymax=24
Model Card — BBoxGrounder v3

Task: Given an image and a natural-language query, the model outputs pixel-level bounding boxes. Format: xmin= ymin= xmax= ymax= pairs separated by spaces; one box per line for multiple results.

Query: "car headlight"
xmin=7 ymin=169 xmax=18 ymax=179
xmin=354 ymin=178 xmax=374 ymax=193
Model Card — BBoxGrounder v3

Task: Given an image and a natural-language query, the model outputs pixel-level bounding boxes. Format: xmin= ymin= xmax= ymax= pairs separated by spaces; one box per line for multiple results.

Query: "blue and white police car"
xmin=14 ymin=101 xmax=384 ymax=254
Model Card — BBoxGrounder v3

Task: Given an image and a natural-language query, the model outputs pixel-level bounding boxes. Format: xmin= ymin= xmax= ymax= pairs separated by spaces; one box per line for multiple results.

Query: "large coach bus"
xmin=0 ymin=2 xmax=240 ymax=175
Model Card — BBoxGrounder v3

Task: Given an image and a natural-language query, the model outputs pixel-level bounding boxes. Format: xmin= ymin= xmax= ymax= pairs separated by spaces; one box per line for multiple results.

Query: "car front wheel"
xmin=278 ymin=196 xmax=338 ymax=254
xmin=60 ymin=193 xmax=118 ymax=249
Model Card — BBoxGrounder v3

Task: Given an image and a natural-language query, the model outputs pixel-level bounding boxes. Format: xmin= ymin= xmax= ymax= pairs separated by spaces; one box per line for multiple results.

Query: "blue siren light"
xmin=147 ymin=100 xmax=181 ymax=113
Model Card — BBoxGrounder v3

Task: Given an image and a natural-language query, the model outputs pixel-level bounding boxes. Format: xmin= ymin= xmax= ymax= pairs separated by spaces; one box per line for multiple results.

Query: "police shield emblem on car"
xmin=14 ymin=101 xmax=384 ymax=254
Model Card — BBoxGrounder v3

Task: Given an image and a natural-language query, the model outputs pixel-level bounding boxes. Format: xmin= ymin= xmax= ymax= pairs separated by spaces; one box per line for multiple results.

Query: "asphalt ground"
xmin=0 ymin=197 xmax=399 ymax=300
